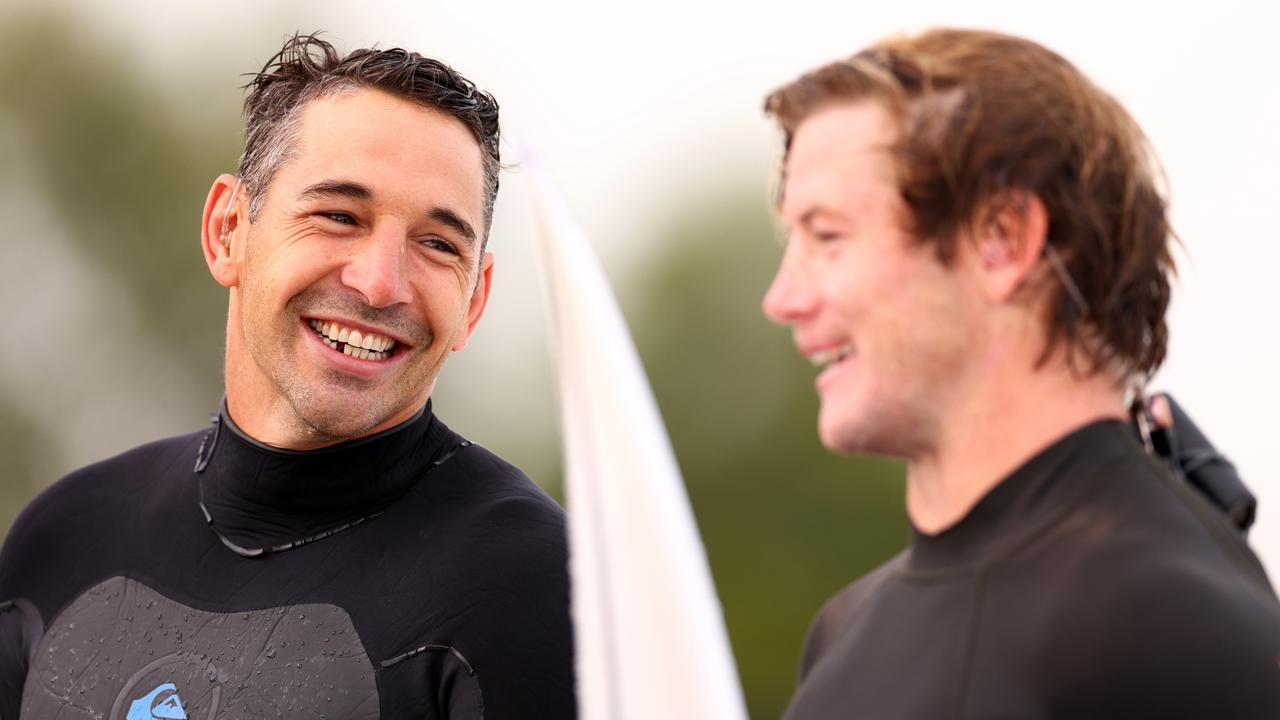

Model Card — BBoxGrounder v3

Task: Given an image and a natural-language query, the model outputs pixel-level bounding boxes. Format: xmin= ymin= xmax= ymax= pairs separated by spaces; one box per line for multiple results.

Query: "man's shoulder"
xmin=1042 ymin=542 xmax=1280 ymax=713
xmin=432 ymin=439 xmax=566 ymax=525
xmin=6 ymin=428 xmax=206 ymax=541
xmin=1069 ymin=443 xmax=1274 ymax=594
xmin=377 ymin=437 xmax=568 ymax=582
xmin=1040 ymin=440 xmax=1279 ymax=627
xmin=0 ymin=427 xmax=207 ymax=609
xmin=797 ymin=551 xmax=909 ymax=677
xmin=815 ymin=551 xmax=908 ymax=623
xmin=1031 ymin=453 xmax=1280 ymax=712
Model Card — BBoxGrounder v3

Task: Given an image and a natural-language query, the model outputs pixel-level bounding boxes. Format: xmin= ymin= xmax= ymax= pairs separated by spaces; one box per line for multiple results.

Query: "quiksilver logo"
xmin=126 ymin=682 xmax=188 ymax=720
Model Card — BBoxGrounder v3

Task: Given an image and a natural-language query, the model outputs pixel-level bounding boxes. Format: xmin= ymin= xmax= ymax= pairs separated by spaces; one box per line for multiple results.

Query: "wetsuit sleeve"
xmin=0 ymin=601 xmax=38 ymax=720
xmin=0 ymin=487 xmax=55 ymax=719
xmin=0 ymin=528 xmax=54 ymax=719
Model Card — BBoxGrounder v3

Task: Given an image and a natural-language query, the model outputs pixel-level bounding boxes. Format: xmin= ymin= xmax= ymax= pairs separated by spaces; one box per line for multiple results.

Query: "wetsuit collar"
xmin=908 ymin=419 xmax=1141 ymax=573
xmin=196 ymin=398 xmax=458 ymax=551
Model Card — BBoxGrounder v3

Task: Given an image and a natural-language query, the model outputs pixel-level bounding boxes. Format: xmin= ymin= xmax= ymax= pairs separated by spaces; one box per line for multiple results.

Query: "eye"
xmin=318 ymin=211 xmax=358 ymax=226
xmin=813 ymin=228 xmax=845 ymax=243
xmin=419 ymin=236 xmax=459 ymax=255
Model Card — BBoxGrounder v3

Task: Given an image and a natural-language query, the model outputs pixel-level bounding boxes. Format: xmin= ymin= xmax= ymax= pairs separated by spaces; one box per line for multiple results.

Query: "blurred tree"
xmin=0 ymin=12 xmax=237 ymax=392
xmin=0 ymin=401 xmax=53 ymax=537
xmin=628 ymin=186 xmax=909 ymax=718
xmin=0 ymin=12 xmax=238 ymax=536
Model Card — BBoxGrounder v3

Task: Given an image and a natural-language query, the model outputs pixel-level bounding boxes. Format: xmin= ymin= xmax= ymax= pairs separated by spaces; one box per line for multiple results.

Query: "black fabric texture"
xmin=0 ymin=401 xmax=575 ymax=719
xmin=783 ymin=420 xmax=1280 ymax=720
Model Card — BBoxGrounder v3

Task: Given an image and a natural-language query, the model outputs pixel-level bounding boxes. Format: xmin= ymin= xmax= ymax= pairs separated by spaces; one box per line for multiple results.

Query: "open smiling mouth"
xmin=307 ymin=319 xmax=398 ymax=361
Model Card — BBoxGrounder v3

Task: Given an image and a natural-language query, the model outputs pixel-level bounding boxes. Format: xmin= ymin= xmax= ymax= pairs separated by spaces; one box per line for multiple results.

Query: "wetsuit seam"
xmin=958 ymin=568 xmax=985 ymax=719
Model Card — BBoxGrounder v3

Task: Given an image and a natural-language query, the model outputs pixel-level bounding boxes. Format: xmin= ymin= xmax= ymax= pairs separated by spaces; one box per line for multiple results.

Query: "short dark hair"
xmin=765 ymin=28 xmax=1175 ymax=381
xmin=238 ymin=32 xmax=501 ymax=242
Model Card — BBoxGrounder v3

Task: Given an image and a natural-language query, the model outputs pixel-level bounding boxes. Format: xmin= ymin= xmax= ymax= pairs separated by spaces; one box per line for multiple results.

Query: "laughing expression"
xmin=763 ymin=101 xmax=980 ymax=459
xmin=212 ymin=88 xmax=493 ymax=448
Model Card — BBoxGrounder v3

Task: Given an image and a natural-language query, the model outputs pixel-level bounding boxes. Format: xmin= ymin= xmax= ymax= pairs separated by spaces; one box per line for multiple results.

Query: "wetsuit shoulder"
xmin=0 ymin=430 xmax=204 ymax=604
xmin=375 ymin=440 xmax=576 ymax=718
xmin=797 ymin=550 xmax=908 ymax=681
xmin=1 ymin=431 xmax=203 ymax=570
xmin=1040 ymin=452 xmax=1280 ymax=717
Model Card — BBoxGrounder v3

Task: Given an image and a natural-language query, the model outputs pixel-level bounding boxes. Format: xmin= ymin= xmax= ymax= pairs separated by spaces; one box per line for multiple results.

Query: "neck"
xmin=905 ymin=353 xmax=1127 ymax=534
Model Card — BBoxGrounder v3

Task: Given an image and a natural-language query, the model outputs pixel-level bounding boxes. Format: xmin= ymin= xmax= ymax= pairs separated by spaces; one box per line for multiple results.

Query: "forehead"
xmin=283 ymin=88 xmax=485 ymax=216
xmin=781 ymin=101 xmax=900 ymax=223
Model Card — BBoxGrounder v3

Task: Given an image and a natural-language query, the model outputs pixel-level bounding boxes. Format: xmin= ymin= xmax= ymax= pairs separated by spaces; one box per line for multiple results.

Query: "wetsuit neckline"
xmin=196 ymin=398 xmax=460 ymax=551
xmin=908 ymin=418 xmax=1141 ymax=573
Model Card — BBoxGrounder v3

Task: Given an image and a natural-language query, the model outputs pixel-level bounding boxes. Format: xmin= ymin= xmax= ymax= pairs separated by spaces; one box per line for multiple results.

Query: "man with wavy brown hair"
xmin=0 ymin=34 xmax=575 ymax=718
xmin=763 ymin=29 xmax=1280 ymax=718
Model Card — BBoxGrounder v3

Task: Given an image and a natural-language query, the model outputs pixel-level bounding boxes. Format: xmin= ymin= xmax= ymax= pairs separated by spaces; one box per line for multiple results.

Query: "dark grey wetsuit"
xmin=784 ymin=420 xmax=1280 ymax=720
xmin=0 ymin=402 xmax=575 ymax=719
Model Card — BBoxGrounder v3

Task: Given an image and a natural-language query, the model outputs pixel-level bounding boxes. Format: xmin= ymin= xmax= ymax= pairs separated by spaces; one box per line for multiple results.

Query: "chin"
xmin=285 ymin=391 xmax=400 ymax=443
xmin=818 ymin=396 xmax=902 ymax=458
xmin=818 ymin=411 xmax=870 ymax=456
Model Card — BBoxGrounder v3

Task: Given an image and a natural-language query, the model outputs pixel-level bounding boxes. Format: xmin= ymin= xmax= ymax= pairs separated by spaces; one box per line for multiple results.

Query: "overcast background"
xmin=2 ymin=1 xmax=1276 ymax=716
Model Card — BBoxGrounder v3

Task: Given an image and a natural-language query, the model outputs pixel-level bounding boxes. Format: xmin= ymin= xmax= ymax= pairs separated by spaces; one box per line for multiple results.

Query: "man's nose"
xmin=341 ymin=226 xmax=412 ymax=308
xmin=762 ymin=245 xmax=818 ymax=325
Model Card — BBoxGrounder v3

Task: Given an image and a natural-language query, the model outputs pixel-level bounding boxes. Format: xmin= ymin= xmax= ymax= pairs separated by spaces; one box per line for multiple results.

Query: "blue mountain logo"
xmin=126 ymin=682 xmax=188 ymax=720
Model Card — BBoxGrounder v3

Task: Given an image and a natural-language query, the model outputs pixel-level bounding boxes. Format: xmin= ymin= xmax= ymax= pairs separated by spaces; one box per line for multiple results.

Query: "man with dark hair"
xmin=763 ymin=29 xmax=1280 ymax=718
xmin=0 ymin=34 xmax=575 ymax=718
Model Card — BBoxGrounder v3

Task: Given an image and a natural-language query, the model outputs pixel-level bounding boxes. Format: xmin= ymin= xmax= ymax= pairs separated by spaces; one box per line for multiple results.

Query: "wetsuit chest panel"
xmin=790 ymin=575 xmax=980 ymax=719
xmin=21 ymin=576 xmax=379 ymax=719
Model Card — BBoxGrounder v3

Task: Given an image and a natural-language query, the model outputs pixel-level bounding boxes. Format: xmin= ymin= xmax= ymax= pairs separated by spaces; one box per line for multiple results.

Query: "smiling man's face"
xmin=209 ymin=88 xmax=492 ymax=448
xmin=763 ymin=101 xmax=980 ymax=460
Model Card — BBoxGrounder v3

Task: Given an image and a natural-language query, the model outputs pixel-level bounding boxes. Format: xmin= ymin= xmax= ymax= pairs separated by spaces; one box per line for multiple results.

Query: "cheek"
xmin=412 ymin=266 xmax=473 ymax=312
xmin=822 ymin=256 xmax=890 ymax=323
xmin=251 ymin=246 xmax=338 ymax=301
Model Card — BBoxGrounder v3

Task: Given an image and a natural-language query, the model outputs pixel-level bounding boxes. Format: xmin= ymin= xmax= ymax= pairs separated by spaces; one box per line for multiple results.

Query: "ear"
xmin=452 ymin=251 xmax=495 ymax=352
xmin=971 ymin=190 xmax=1049 ymax=303
xmin=201 ymin=173 xmax=245 ymax=288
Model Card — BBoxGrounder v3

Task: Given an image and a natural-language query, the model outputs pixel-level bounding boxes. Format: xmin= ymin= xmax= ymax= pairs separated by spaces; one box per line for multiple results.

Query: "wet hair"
xmin=238 ymin=32 xmax=501 ymax=243
xmin=766 ymin=28 xmax=1175 ymax=380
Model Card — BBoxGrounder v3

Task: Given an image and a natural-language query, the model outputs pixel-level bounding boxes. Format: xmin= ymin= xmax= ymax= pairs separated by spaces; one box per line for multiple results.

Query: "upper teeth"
xmin=808 ymin=344 xmax=853 ymax=368
xmin=308 ymin=319 xmax=397 ymax=354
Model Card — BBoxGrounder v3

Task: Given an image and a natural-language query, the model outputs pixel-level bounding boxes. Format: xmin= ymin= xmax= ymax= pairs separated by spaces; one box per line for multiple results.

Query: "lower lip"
xmin=302 ymin=319 xmax=406 ymax=378
xmin=815 ymin=355 xmax=854 ymax=393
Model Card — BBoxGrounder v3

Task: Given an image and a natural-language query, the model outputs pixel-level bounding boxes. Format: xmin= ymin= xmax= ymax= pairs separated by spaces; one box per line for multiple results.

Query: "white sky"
xmin=16 ymin=0 xmax=1280 ymax=571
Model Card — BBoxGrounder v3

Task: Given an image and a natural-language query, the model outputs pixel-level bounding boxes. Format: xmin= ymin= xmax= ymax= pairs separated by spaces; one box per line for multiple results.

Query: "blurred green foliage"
xmin=0 ymin=12 xmax=238 ymax=392
xmin=0 ymin=401 xmax=51 ymax=537
xmin=0 ymin=12 xmax=909 ymax=718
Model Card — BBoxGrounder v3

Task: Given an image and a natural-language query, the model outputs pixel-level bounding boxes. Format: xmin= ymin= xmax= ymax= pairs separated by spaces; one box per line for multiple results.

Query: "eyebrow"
xmin=797 ymin=207 xmax=842 ymax=228
xmin=298 ymin=180 xmax=373 ymax=202
xmin=298 ymin=179 xmax=478 ymax=247
xmin=427 ymin=207 xmax=477 ymax=247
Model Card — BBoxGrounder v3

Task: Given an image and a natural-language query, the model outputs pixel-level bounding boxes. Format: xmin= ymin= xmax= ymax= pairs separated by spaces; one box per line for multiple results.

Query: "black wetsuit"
xmin=0 ymin=402 xmax=575 ymax=719
xmin=784 ymin=420 xmax=1280 ymax=719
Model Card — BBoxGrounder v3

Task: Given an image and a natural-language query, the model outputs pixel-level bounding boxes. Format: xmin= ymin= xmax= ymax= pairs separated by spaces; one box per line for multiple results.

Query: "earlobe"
xmin=452 ymin=252 xmax=495 ymax=352
xmin=201 ymin=173 xmax=243 ymax=288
